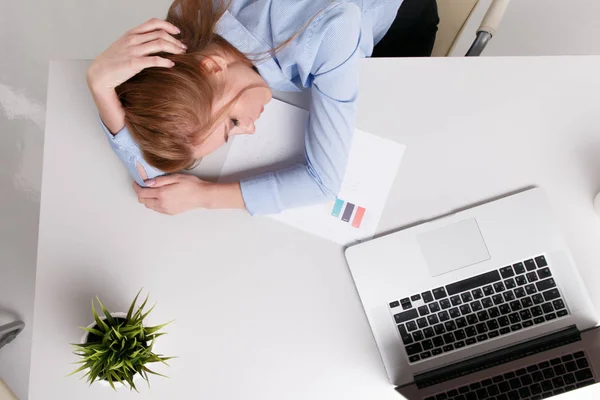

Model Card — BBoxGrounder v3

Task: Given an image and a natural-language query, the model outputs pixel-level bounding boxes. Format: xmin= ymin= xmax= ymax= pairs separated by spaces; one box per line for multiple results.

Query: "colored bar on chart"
xmin=331 ymin=198 xmax=345 ymax=217
xmin=352 ymin=206 xmax=366 ymax=228
xmin=341 ymin=203 xmax=355 ymax=222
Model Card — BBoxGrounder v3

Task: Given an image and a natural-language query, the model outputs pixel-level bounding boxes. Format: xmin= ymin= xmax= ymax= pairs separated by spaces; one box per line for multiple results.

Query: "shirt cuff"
xmin=240 ymin=173 xmax=282 ymax=216
xmin=98 ymin=116 xmax=165 ymax=186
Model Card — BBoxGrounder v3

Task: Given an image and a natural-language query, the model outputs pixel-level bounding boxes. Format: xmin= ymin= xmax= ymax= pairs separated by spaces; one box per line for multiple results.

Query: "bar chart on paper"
xmin=330 ymin=198 xmax=366 ymax=228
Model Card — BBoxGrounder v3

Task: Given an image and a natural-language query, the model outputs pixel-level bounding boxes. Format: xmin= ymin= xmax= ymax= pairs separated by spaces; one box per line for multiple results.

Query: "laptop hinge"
xmin=413 ymin=325 xmax=581 ymax=389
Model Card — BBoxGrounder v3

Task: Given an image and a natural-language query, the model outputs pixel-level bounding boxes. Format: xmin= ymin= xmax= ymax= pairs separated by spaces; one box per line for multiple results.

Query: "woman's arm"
xmin=133 ymin=176 xmax=245 ymax=215
xmin=239 ymin=3 xmax=362 ymax=215
xmin=88 ymin=18 xmax=188 ymax=187
xmin=87 ymin=84 xmax=125 ymax=134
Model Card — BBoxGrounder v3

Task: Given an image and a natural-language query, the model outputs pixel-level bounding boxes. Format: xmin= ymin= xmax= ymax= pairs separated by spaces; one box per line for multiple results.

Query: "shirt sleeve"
xmin=240 ymin=3 xmax=361 ymax=215
xmin=99 ymin=118 xmax=165 ymax=187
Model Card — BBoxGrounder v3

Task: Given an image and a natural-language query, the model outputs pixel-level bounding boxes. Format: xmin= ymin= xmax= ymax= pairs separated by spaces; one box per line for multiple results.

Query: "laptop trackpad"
xmin=417 ymin=218 xmax=490 ymax=277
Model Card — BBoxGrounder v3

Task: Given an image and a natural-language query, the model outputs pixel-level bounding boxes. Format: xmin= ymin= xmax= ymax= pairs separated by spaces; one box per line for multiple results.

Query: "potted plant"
xmin=69 ymin=290 xmax=174 ymax=391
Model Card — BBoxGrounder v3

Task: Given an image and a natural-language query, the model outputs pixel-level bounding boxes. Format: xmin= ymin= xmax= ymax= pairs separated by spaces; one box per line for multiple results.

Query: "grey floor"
xmin=2 ymin=0 xmax=600 ymax=398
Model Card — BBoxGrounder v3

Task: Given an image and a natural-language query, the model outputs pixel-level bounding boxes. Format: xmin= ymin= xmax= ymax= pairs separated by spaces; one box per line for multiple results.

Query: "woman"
xmin=87 ymin=0 xmax=438 ymax=215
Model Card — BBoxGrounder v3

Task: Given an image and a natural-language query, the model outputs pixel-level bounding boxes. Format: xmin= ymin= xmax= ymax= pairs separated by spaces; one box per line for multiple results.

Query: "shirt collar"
xmin=215 ymin=10 xmax=300 ymax=91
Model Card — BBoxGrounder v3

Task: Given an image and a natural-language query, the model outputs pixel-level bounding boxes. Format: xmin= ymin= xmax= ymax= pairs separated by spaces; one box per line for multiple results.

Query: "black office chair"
xmin=0 ymin=321 xmax=23 ymax=352
xmin=0 ymin=316 xmax=23 ymax=400
xmin=432 ymin=0 xmax=510 ymax=57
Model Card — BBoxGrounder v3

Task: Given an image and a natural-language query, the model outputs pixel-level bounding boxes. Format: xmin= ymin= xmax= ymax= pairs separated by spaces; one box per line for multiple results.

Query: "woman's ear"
xmin=201 ymin=55 xmax=228 ymax=74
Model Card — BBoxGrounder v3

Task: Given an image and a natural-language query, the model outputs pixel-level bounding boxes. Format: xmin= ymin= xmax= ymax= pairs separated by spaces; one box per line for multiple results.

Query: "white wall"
xmin=1 ymin=0 xmax=600 ymax=398
xmin=487 ymin=0 xmax=600 ymax=56
xmin=452 ymin=0 xmax=600 ymax=57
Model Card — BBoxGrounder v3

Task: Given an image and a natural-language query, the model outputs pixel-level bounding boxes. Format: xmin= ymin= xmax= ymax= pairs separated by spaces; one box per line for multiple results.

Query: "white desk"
xmin=29 ymin=57 xmax=600 ymax=399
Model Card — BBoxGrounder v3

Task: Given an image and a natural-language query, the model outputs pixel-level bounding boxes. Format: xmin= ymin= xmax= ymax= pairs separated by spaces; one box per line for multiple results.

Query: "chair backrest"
xmin=432 ymin=0 xmax=479 ymax=57
xmin=0 ymin=379 xmax=17 ymax=400
xmin=0 ymin=322 xmax=24 ymax=352
xmin=0 ymin=314 xmax=24 ymax=399
xmin=0 ymin=318 xmax=24 ymax=398
xmin=434 ymin=0 xmax=511 ymax=57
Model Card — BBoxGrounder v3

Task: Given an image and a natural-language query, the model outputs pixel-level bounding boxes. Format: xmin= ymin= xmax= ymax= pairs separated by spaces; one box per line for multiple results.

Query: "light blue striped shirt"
xmin=102 ymin=0 xmax=403 ymax=215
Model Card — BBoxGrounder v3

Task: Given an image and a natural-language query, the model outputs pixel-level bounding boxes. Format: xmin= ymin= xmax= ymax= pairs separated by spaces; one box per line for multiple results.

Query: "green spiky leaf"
xmin=69 ymin=290 xmax=174 ymax=391
xmin=80 ymin=327 xmax=104 ymax=337
xmin=131 ymin=293 xmax=150 ymax=324
xmin=107 ymin=372 xmax=116 ymax=391
xmin=67 ymin=362 xmax=93 ymax=376
xmin=96 ymin=297 xmax=115 ymax=326
xmin=91 ymin=302 xmax=108 ymax=333
xmin=142 ymin=366 xmax=169 ymax=378
xmin=140 ymin=303 xmax=157 ymax=322
xmin=124 ymin=371 xmax=138 ymax=392
xmin=144 ymin=321 xmax=173 ymax=335
xmin=112 ymin=327 xmax=123 ymax=340
xmin=126 ymin=289 xmax=143 ymax=322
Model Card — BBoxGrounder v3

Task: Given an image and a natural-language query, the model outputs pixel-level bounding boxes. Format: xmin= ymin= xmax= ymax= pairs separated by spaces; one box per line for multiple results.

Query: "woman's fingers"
xmin=133 ymin=182 xmax=159 ymax=199
xmin=132 ymin=30 xmax=186 ymax=50
xmin=130 ymin=18 xmax=180 ymax=36
xmin=145 ymin=174 xmax=180 ymax=187
xmin=142 ymin=198 xmax=160 ymax=208
xmin=131 ymin=56 xmax=174 ymax=73
xmin=136 ymin=38 xmax=185 ymax=56
xmin=139 ymin=197 xmax=169 ymax=214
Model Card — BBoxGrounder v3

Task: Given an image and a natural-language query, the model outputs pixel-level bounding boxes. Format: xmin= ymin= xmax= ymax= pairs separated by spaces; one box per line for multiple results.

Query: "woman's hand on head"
xmin=132 ymin=174 xmax=247 ymax=215
xmin=86 ymin=18 xmax=187 ymax=92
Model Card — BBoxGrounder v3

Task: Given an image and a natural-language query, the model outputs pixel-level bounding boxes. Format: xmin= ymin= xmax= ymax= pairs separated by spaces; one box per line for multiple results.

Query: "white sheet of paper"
xmin=219 ymin=99 xmax=405 ymax=245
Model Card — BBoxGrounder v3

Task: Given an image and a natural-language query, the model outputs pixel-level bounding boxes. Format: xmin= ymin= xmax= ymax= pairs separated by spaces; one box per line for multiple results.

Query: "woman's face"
xmin=195 ymin=59 xmax=272 ymax=158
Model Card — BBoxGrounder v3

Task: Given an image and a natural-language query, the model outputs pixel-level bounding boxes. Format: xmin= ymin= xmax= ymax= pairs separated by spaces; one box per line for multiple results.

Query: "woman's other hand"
xmin=133 ymin=175 xmax=246 ymax=215
xmin=87 ymin=18 xmax=186 ymax=92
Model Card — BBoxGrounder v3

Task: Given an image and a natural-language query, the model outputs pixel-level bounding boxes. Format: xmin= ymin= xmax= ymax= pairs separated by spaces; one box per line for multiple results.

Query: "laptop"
xmin=345 ymin=188 xmax=599 ymax=399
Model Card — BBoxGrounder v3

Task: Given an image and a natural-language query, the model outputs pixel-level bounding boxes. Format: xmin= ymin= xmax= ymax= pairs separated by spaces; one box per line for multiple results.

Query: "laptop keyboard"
xmin=389 ymin=255 xmax=569 ymax=364
xmin=424 ymin=350 xmax=596 ymax=400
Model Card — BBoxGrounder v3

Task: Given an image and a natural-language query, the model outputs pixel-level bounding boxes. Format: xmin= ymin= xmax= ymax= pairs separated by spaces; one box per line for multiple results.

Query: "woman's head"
xmin=115 ymin=0 xmax=272 ymax=173
xmin=189 ymin=46 xmax=272 ymax=157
